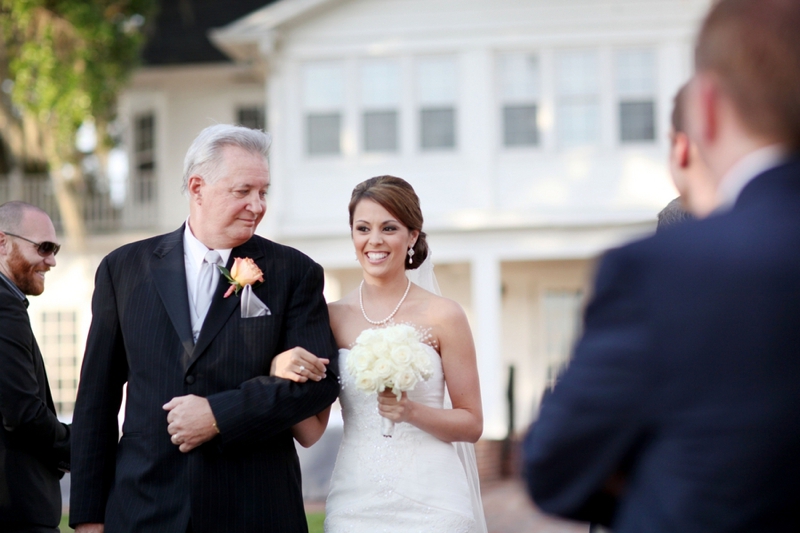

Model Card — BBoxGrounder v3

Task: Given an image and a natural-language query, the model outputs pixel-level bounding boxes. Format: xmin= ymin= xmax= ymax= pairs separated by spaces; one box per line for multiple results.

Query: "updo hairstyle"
xmin=348 ymin=176 xmax=429 ymax=270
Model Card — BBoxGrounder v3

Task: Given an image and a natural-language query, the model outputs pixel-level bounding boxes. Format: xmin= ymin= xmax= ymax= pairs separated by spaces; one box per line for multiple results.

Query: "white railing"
xmin=0 ymin=172 xmax=158 ymax=234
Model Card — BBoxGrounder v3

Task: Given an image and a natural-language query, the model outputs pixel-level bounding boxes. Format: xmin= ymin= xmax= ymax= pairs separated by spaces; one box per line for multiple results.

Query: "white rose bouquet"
xmin=346 ymin=324 xmax=434 ymax=437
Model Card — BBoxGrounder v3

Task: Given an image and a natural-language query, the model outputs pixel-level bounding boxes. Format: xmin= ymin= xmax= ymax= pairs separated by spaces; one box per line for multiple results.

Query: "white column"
xmin=460 ymin=48 xmax=496 ymax=209
xmin=262 ymin=57 xmax=286 ymax=240
xmin=471 ymin=254 xmax=506 ymax=440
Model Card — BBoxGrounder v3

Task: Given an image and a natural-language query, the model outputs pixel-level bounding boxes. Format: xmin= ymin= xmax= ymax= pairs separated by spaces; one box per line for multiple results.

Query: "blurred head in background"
xmin=668 ymin=84 xmax=717 ymax=217
xmin=687 ymin=0 xmax=800 ymax=182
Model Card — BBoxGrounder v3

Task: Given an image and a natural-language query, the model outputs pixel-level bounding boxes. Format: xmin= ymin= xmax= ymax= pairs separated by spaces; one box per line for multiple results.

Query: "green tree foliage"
xmin=0 ymin=0 xmax=155 ymax=244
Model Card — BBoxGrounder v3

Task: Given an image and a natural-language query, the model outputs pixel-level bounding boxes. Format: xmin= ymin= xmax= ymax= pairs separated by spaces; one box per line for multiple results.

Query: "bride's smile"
xmin=364 ymin=251 xmax=388 ymax=263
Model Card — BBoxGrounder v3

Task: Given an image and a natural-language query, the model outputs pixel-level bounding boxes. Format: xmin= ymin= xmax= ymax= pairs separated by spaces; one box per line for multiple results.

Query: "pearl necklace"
xmin=359 ymin=278 xmax=412 ymax=326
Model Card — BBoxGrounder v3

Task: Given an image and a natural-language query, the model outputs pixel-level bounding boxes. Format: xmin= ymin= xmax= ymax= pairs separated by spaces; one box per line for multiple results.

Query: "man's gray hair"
xmin=182 ymin=124 xmax=272 ymax=194
xmin=0 ymin=201 xmax=48 ymax=234
xmin=656 ymin=197 xmax=695 ymax=233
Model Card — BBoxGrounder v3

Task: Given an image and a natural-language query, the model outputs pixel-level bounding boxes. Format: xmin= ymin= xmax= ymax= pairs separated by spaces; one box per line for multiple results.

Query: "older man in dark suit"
xmin=524 ymin=1 xmax=800 ymax=532
xmin=0 ymin=201 xmax=70 ymax=532
xmin=70 ymin=125 xmax=339 ymax=533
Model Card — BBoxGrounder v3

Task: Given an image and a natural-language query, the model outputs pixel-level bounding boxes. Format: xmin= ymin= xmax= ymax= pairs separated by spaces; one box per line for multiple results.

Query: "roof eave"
xmin=209 ymin=0 xmax=339 ymax=61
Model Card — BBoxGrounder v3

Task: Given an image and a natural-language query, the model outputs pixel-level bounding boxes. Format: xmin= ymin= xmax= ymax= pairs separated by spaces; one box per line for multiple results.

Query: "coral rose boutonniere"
xmin=218 ymin=257 xmax=264 ymax=298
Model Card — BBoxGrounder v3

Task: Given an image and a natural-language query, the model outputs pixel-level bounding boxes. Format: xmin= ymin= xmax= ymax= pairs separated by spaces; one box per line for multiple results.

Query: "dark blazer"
xmin=524 ymin=158 xmax=800 ymax=533
xmin=70 ymin=227 xmax=340 ymax=533
xmin=0 ymin=280 xmax=70 ymax=530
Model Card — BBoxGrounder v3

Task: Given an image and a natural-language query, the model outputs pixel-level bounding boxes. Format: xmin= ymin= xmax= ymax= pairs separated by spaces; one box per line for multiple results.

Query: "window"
xmin=556 ymin=50 xmax=600 ymax=146
xmin=307 ymin=114 xmax=341 ymax=154
xmin=499 ymin=53 xmax=540 ymax=146
xmin=542 ymin=290 xmax=584 ymax=385
xmin=420 ymin=108 xmax=455 ymax=149
xmin=417 ymin=57 xmax=457 ymax=150
xmin=237 ymin=106 xmax=266 ymax=131
xmin=133 ymin=112 xmax=156 ymax=204
xmin=616 ymin=49 xmax=657 ymax=142
xmin=303 ymin=62 xmax=344 ymax=155
xmin=361 ymin=61 xmax=400 ymax=152
xmin=40 ymin=311 xmax=79 ymax=416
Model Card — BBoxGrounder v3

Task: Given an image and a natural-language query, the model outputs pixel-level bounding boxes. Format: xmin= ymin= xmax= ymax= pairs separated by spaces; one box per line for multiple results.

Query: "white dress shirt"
xmin=716 ymin=144 xmax=788 ymax=211
xmin=183 ymin=218 xmax=232 ymax=341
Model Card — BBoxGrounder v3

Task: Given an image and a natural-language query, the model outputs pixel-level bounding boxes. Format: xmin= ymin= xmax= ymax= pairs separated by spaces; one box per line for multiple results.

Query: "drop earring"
xmin=407 ymin=247 xmax=415 ymax=265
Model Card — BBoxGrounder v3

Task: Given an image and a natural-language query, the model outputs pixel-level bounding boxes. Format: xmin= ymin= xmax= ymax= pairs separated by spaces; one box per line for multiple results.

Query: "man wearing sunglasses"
xmin=0 ymin=201 xmax=70 ymax=533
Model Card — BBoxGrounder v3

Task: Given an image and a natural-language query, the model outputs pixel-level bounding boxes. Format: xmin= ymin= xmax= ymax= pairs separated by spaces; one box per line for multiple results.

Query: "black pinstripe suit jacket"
xmin=70 ymin=226 xmax=339 ymax=533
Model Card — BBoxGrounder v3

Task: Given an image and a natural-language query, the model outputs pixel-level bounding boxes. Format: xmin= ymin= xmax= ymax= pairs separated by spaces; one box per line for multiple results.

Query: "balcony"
xmin=0 ymin=171 xmax=158 ymax=235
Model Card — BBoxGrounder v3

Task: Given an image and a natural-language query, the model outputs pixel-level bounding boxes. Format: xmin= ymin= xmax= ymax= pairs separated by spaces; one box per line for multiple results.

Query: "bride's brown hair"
xmin=348 ymin=176 xmax=429 ymax=271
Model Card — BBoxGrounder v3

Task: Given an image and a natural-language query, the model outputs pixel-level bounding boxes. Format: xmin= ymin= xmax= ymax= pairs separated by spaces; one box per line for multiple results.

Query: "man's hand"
xmin=163 ymin=395 xmax=219 ymax=453
xmin=75 ymin=524 xmax=104 ymax=533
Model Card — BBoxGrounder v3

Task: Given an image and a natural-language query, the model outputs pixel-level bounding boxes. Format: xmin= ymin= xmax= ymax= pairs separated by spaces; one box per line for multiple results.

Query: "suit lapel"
xmin=187 ymin=238 xmax=268 ymax=372
xmin=150 ymin=227 xmax=195 ymax=368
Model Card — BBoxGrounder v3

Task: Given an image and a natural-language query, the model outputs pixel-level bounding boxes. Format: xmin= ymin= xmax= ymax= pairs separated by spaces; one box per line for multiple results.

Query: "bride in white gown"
xmin=271 ymin=176 xmax=487 ymax=532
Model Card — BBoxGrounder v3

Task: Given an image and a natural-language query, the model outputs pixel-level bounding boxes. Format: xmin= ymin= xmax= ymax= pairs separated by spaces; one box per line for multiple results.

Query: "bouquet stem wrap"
xmin=346 ymin=324 xmax=434 ymax=438
xmin=381 ymin=417 xmax=395 ymax=438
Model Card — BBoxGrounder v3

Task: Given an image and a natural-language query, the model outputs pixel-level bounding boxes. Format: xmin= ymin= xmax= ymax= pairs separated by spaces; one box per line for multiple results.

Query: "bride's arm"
xmin=270 ymin=348 xmax=332 ymax=446
xmin=270 ymin=347 xmax=329 ymax=382
xmin=292 ymin=406 xmax=331 ymax=448
xmin=377 ymin=299 xmax=483 ymax=443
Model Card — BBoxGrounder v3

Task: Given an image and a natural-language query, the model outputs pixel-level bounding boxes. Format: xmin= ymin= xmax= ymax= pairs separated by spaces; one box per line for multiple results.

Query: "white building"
xmin=208 ymin=0 xmax=711 ymax=438
xmin=6 ymin=0 xmax=713 ymax=442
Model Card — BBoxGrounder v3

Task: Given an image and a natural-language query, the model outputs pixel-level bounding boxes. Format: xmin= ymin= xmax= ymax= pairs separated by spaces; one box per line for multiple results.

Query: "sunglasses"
xmin=3 ymin=232 xmax=61 ymax=257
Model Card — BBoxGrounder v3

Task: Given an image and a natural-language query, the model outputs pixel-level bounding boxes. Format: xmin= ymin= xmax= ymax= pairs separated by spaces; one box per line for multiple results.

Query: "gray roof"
xmin=141 ymin=0 xmax=278 ymax=65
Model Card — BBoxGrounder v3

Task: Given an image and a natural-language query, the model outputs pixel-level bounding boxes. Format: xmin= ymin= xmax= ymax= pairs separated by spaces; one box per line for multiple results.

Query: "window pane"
xmin=307 ymin=113 xmax=341 ymax=155
xmin=500 ymin=53 xmax=540 ymax=102
xmin=303 ymin=62 xmax=344 ymax=109
xmin=418 ymin=57 xmax=457 ymax=105
xmin=616 ymin=49 xmax=656 ymax=98
xmin=556 ymin=50 xmax=600 ymax=146
xmin=503 ymin=105 xmax=539 ymax=146
xmin=40 ymin=310 xmax=79 ymax=415
xmin=620 ymin=101 xmax=656 ymax=142
xmin=364 ymin=111 xmax=398 ymax=152
xmin=361 ymin=61 xmax=401 ymax=108
xmin=420 ymin=108 xmax=455 ymax=150
xmin=238 ymin=106 xmax=265 ymax=131
xmin=134 ymin=112 xmax=155 ymax=203
xmin=135 ymin=114 xmax=154 ymax=153
xmin=557 ymin=101 xmax=600 ymax=146
xmin=556 ymin=50 xmax=599 ymax=97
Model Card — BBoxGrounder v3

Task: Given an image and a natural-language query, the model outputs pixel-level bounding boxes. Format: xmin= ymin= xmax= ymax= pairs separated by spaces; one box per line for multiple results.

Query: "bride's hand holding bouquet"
xmin=377 ymin=389 xmax=413 ymax=427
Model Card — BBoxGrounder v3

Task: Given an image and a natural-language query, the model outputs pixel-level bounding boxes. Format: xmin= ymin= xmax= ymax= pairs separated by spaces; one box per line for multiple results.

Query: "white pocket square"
xmin=241 ymin=284 xmax=271 ymax=318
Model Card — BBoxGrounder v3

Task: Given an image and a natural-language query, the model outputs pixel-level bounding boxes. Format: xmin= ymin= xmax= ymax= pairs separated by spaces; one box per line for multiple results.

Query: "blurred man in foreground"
xmin=524 ymin=1 xmax=800 ymax=531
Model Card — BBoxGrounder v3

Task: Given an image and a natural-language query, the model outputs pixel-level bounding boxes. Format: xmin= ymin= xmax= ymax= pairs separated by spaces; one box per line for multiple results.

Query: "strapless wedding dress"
xmin=324 ymin=343 xmax=478 ymax=532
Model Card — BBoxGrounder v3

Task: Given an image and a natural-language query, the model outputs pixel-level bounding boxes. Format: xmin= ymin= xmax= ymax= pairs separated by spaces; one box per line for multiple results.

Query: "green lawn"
xmin=61 ymin=513 xmax=325 ymax=532
xmin=306 ymin=511 xmax=325 ymax=532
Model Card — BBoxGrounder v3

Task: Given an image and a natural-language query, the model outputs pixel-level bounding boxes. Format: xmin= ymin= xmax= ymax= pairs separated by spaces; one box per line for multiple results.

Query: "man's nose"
xmin=247 ymin=193 xmax=265 ymax=214
xmin=45 ymin=253 xmax=57 ymax=267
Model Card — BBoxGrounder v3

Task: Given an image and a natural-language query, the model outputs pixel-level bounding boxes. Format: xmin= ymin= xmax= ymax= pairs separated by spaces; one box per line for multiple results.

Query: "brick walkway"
xmin=482 ymin=478 xmax=589 ymax=533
